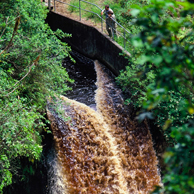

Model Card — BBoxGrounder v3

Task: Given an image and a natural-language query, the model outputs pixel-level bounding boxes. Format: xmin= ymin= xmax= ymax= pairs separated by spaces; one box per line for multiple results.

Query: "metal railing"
xmin=47 ymin=0 xmax=131 ymax=48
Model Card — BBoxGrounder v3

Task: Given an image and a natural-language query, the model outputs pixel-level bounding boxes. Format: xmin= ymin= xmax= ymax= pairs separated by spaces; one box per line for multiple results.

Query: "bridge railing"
xmin=46 ymin=0 xmax=131 ymax=48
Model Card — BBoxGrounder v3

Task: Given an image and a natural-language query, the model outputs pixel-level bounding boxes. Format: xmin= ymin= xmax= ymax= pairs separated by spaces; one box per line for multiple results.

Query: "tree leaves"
xmin=117 ymin=0 xmax=194 ymax=193
xmin=0 ymin=0 xmax=73 ymax=191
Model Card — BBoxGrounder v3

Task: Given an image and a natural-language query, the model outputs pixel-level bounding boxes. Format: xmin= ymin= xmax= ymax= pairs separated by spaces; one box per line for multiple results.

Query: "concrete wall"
xmin=46 ymin=11 xmax=131 ymax=75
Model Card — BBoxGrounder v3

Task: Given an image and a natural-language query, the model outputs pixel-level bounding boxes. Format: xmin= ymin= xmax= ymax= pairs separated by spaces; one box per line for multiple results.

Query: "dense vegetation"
xmin=69 ymin=0 xmax=194 ymax=193
xmin=1 ymin=0 xmax=194 ymax=193
xmin=117 ymin=1 xmax=194 ymax=193
xmin=0 ymin=0 xmax=73 ymax=192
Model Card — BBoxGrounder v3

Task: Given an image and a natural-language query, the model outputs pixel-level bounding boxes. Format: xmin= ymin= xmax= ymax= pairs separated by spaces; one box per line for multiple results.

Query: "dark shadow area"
xmin=64 ymin=50 xmax=97 ymax=109
xmin=3 ymin=130 xmax=53 ymax=194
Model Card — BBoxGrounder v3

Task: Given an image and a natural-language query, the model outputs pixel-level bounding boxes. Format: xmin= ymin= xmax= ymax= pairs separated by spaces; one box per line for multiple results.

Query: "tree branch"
xmin=0 ymin=53 xmax=41 ymax=97
xmin=0 ymin=16 xmax=20 ymax=56
xmin=4 ymin=62 xmax=35 ymax=97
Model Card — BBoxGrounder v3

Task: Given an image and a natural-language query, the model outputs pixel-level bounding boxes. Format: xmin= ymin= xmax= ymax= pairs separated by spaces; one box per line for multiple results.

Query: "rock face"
xmin=47 ymin=60 xmax=161 ymax=194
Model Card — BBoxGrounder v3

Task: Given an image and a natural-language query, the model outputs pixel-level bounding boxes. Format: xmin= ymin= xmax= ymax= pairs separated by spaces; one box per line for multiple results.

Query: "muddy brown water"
xmin=47 ymin=53 xmax=162 ymax=194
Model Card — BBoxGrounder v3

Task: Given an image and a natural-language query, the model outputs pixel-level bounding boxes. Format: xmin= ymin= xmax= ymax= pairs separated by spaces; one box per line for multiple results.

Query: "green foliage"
xmin=0 ymin=0 xmax=73 ymax=192
xmin=68 ymin=0 xmax=102 ymax=23
xmin=117 ymin=0 xmax=194 ymax=193
xmin=117 ymin=64 xmax=155 ymax=107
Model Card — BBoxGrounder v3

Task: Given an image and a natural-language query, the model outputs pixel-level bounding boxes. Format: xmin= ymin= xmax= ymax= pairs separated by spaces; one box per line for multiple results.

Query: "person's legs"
xmin=106 ymin=18 xmax=112 ymax=37
xmin=112 ymin=21 xmax=117 ymax=37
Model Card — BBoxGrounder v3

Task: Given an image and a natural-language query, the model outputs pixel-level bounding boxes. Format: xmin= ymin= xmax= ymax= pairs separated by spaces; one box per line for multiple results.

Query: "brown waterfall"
xmin=47 ymin=60 xmax=161 ymax=194
xmin=95 ymin=61 xmax=161 ymax=193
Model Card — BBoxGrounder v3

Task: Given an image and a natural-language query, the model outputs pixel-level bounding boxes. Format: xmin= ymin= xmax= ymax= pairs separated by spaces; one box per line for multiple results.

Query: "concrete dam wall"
xmin=46 ymin=11 xmax=130 ymax=75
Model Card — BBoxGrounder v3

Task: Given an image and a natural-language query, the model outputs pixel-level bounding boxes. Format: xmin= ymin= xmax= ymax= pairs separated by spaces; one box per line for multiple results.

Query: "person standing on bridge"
xmin=101 ymin=5 xmax=116 ymax=37
xmin=107 ymin=10 xmax=117 ymax=38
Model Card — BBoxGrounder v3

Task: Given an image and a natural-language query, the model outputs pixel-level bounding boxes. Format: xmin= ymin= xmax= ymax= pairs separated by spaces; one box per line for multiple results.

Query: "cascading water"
xmin=95 ymin=61 xmax=161 ymax=193
xmin=47 ymin=54 xmax=161 ymax=194
xmin=46 ymin=147 xmax=68 ymax=194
